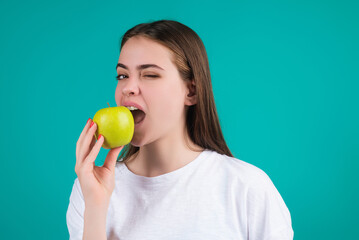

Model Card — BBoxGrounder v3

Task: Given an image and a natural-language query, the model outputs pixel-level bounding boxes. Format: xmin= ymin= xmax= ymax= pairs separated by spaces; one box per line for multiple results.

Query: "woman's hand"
xmin=75 ymin=118 xmax=124 ymax=209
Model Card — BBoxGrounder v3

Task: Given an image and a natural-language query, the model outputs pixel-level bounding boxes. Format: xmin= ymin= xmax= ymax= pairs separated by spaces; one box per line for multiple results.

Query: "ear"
xmin=184 ymin=80 xmax=197 ymax=106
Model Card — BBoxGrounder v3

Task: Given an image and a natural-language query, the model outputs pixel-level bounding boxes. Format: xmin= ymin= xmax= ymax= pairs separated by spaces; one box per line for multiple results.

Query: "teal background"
xmin=0 ymin=0 xmax=358 ymax=239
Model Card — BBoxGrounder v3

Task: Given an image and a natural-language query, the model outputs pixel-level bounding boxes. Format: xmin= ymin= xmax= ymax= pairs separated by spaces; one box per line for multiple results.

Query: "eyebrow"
xmin=116 ymin=63 xmax=164 ymax=71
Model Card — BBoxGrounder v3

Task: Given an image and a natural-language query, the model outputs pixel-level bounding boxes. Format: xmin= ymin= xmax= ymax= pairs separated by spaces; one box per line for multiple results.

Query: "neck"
xmin=125 ymin=121 xmax=204 ymax=177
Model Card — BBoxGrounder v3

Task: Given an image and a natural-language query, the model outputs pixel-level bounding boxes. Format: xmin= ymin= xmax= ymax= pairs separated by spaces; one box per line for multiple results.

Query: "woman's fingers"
xmin=79 ymin=118 xmax=92 ymax=142
xmin=76 ymin=119 xmax=92 ymax=159
xmin=90 ymin=134 xmax=96 ymax=149
xmin=103 ymin=146 xmax=124 ymax=172
xmin=84 ymin=134 xmax=104 ymax=165
xmin=79 ymin=122 xmax=98 ymax=162
xmin=76 ymin=118 xmax=122 ymax=173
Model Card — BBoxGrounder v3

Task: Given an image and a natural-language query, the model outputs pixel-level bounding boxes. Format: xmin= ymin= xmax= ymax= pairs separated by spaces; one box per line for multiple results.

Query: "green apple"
xmin=92 ymin=106 xmax=134 ymax=149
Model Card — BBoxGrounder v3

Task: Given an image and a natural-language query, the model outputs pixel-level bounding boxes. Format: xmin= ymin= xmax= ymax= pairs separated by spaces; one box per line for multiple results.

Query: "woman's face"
xmin=115 ymin=36 xmax=194 ymax=147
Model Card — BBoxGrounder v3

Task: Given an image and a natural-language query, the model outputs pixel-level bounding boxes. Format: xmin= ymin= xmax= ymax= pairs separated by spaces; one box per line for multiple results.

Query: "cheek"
xmin=151 ymin=85 xmax=185 ymax=121
xmin=115 ymin=85 xmax=121 ymax=105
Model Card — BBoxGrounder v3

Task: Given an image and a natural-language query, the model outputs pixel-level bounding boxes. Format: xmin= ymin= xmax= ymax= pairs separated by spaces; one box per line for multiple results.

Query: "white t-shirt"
xmin=66 ymin=149 xmax=294 ymax=240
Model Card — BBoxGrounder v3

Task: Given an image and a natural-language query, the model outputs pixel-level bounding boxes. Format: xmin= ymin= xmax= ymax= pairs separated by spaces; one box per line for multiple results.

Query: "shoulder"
xmin=206 ymin=150 xmax=274 ymax=189
xmin=208 ymin=151 xmax=293 ymax=236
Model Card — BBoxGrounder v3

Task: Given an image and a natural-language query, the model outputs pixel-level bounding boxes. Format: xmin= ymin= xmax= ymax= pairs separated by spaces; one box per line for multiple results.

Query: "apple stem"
xmin=107 ymin=102 xmax=110 ymax=108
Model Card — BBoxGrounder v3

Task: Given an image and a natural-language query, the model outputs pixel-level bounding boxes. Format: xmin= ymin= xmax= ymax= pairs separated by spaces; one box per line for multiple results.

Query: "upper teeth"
xmin=126 ymin=106 xmax=139 ymax=111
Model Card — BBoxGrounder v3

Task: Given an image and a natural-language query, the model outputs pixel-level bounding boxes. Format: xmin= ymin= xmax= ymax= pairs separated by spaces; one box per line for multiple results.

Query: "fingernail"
xmin=90 ymin=121 xmax=94 ymax=128
xmin=87 ymin=118 xmax=91 ymax=124
xmin=98 ymin=134 xmax=102 ymax=140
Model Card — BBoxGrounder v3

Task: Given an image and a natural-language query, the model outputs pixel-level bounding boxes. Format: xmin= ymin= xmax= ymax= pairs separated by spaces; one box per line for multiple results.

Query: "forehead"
xmin=118 ymin=36 xmax=174 ymax=68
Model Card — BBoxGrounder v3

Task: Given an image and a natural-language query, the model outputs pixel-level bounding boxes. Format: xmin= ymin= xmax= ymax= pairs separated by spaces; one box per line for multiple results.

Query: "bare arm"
xmin=75 ymin=119 xmax=124 ymax=240
xmin=83 ymin=204 xmax=108 ymax=240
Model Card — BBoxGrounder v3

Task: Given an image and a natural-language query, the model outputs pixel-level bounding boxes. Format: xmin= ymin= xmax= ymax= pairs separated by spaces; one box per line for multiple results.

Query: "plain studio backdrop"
xmin=0 ymin=0 xmax=358 ymax=239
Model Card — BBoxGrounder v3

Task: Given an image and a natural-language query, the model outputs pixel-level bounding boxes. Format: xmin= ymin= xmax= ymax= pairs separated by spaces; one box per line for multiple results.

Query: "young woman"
xmin=67 ymin=20 xmax=294 ymax=240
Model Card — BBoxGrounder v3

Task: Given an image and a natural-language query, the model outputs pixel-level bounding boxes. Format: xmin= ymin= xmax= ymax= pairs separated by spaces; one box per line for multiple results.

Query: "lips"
xmin=122 ymin=101 xmax=146 ymax=113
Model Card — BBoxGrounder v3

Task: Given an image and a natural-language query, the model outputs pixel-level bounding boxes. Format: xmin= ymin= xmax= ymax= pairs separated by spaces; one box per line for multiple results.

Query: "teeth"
xmin=126 ymin=106 xmax=139 ymax=111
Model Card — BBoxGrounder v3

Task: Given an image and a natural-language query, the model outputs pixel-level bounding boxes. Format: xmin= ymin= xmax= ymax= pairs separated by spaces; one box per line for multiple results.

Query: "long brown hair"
xmin=117 ymin=19 xmax=233 ymax=163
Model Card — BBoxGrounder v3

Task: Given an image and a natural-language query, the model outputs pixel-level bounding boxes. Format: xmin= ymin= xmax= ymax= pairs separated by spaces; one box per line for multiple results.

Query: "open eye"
xmin=116 ymin=74 xmax=127 ymax=80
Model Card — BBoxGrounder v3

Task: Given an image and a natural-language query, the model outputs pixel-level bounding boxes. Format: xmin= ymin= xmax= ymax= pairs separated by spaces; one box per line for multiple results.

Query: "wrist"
xmin=83 ymin=207 xmax=108 ymax=240
xmin=85 ymin=197 xmax=110 ymax=209
xmin=85 ymin=202 xmax=110 ymax=214
xmin=84 ymin=206 xmax=108 ymax=226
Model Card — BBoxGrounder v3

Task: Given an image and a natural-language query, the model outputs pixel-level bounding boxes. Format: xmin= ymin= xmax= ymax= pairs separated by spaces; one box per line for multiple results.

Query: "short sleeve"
xmin=66 ymin=178 xmax=85 ymax=240
xmin=246 ymin=170 xmax=294 ymax=240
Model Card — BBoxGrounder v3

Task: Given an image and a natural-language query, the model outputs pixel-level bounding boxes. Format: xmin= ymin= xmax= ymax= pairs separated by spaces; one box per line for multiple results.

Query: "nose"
xmin=122 ymin=77 xmax=140 ymax=97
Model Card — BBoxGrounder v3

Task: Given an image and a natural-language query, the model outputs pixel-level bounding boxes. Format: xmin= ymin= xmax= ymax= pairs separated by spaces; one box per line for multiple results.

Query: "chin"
xmin=130 ymin=142 xmax=142 ymax=147
xmin=130 ymin=133 xmax=159 ymax=148
xmin=129 ymin=136 xmax=146 ymax=147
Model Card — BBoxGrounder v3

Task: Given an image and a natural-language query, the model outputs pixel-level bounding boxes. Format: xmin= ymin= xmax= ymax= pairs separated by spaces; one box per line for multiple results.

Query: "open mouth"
xmin=130 ymin=109 xmax=146 ymax=124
